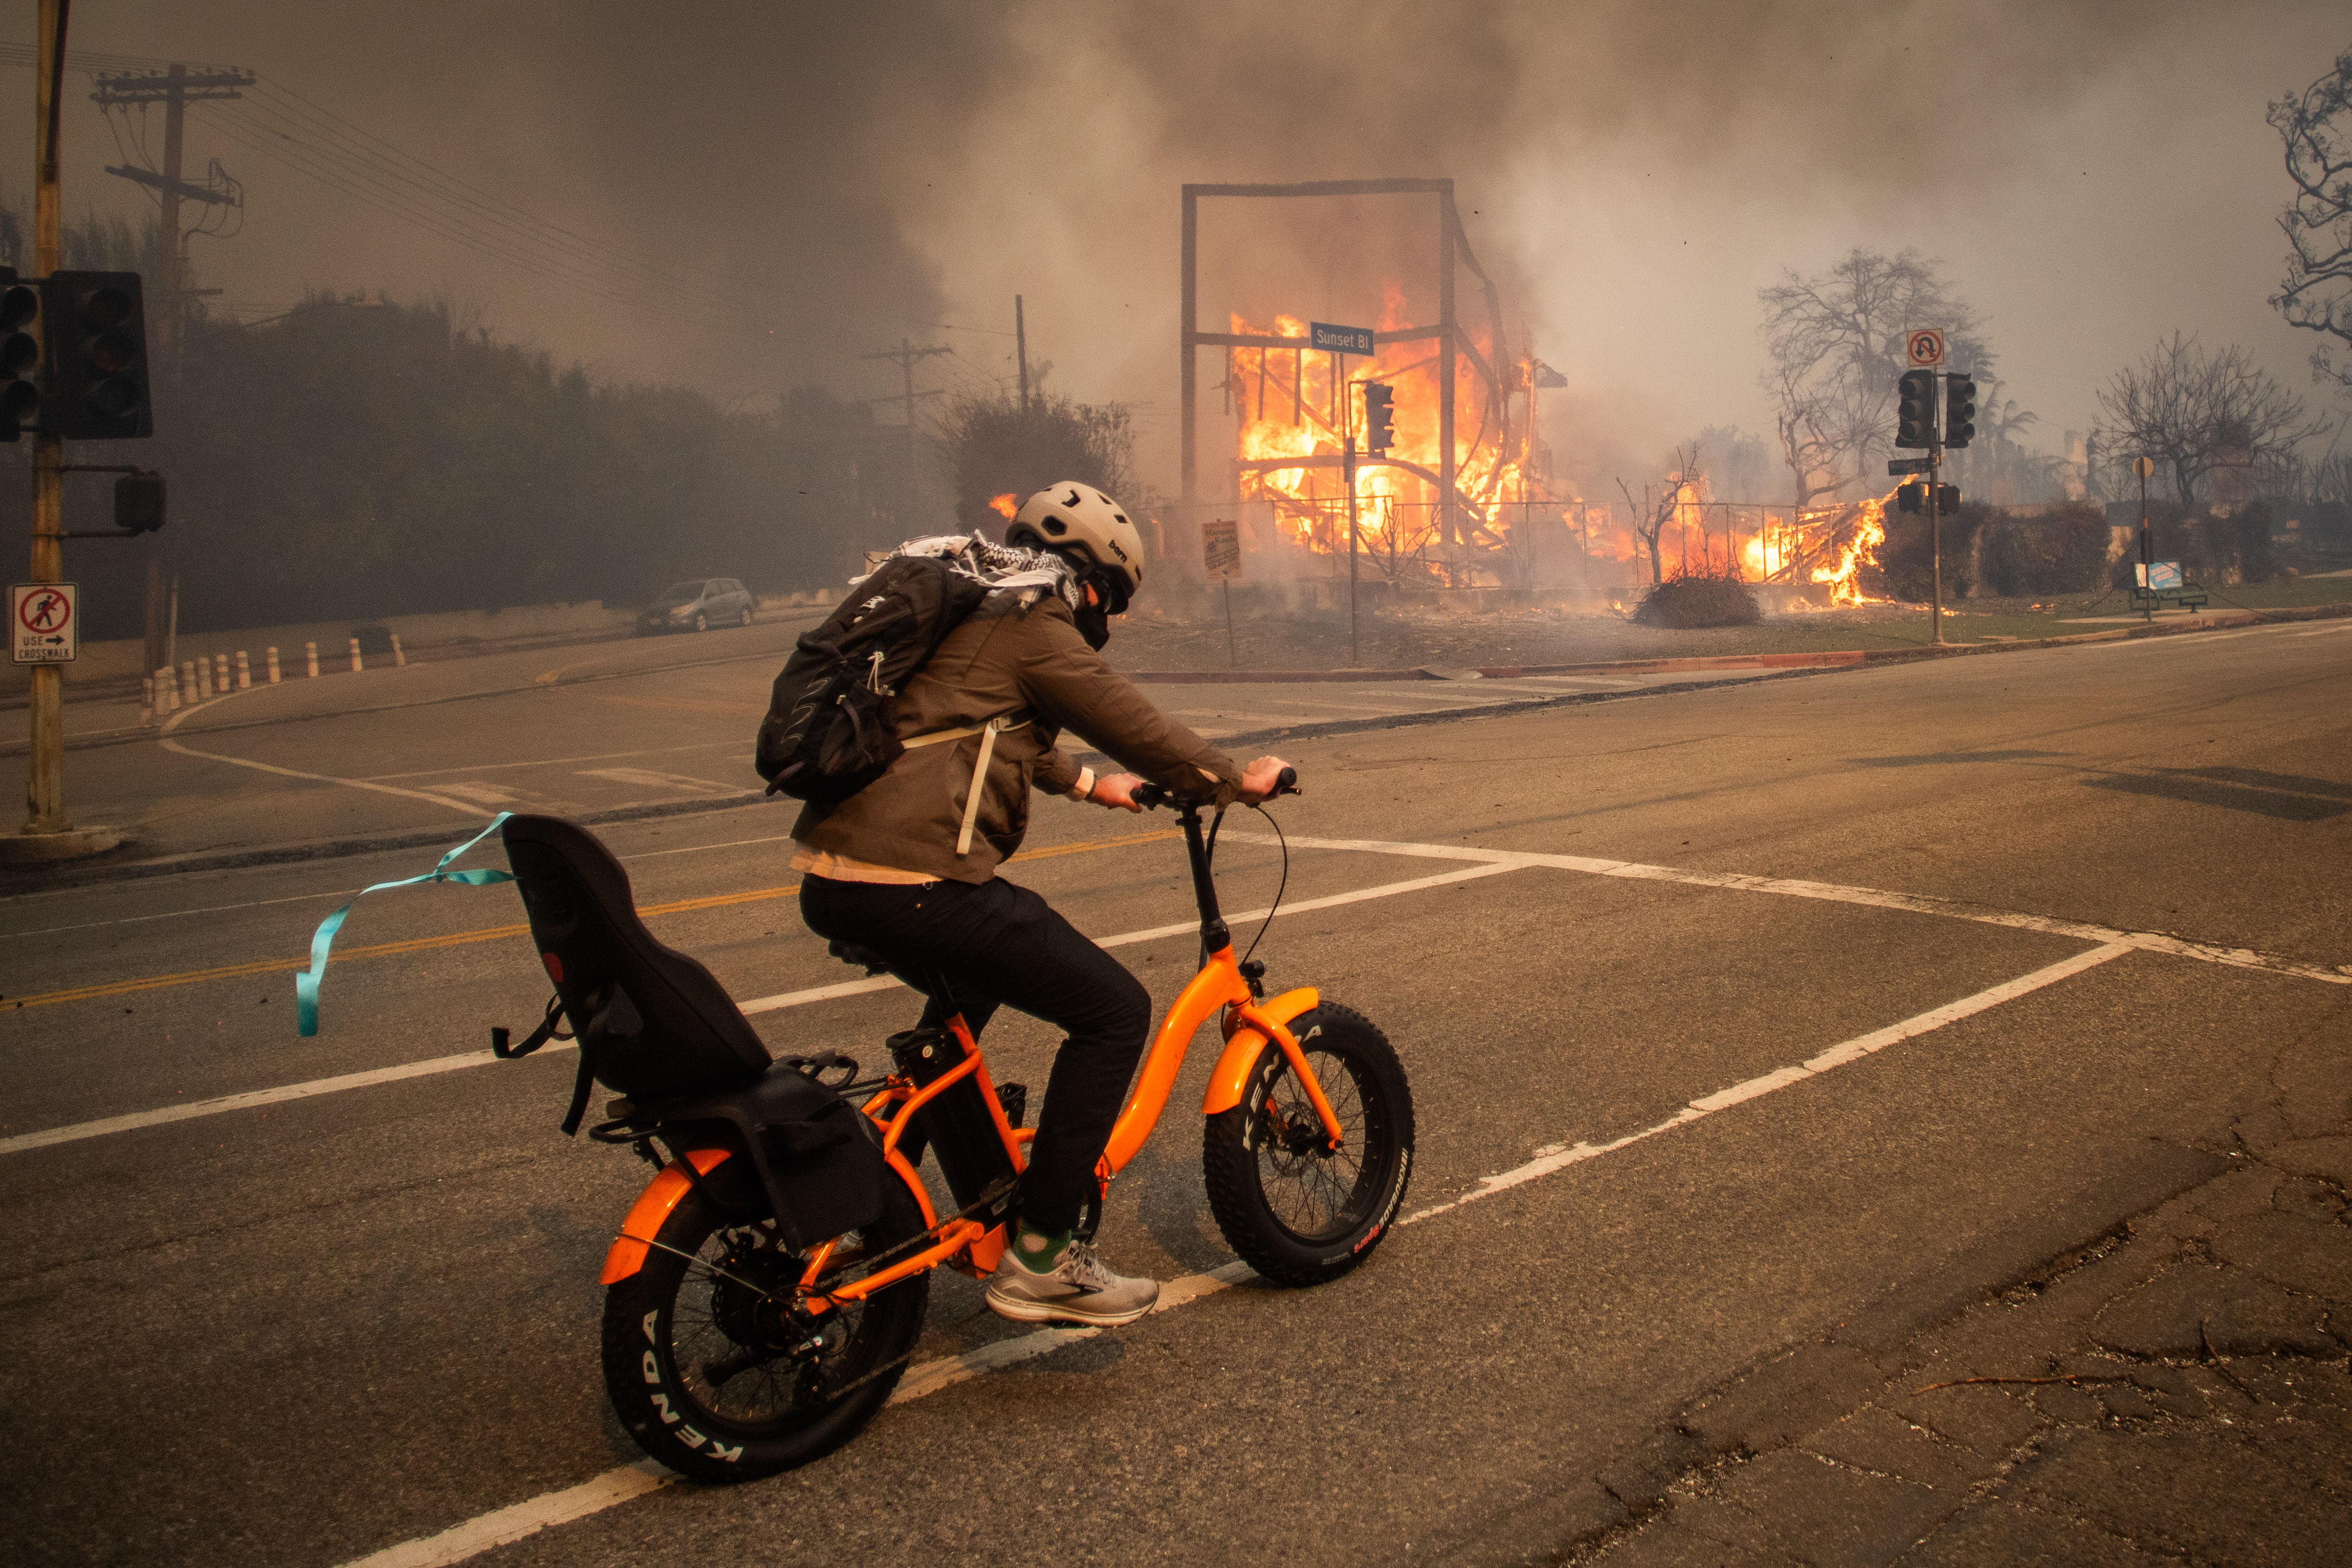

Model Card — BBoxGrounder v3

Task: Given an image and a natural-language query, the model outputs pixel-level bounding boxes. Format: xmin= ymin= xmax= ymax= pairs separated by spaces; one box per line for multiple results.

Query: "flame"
xmin=987 ymin=492 xmax=1019 ymax=521
xmin=1733 ymin=490 xmax=1897 ymax=608
xmin=1227 ymin=287 xmax=1528 ymax=582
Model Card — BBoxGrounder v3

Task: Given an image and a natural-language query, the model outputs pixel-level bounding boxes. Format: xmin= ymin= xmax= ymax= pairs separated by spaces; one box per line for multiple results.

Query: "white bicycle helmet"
xmin=1007 ymin=482 xmax=1146 ymax=600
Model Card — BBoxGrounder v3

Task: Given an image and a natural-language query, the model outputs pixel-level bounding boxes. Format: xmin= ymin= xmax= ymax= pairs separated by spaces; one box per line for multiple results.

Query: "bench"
xmin=2129 ymin=584 xmax=2208 ymax=613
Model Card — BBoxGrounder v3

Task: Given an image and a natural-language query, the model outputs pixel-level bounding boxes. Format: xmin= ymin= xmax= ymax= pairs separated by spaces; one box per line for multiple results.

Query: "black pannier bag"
xmin=754 ymin=554 xmax=988 ymax=804
xmin=497 ymin=815 xmax=884 ymax=1245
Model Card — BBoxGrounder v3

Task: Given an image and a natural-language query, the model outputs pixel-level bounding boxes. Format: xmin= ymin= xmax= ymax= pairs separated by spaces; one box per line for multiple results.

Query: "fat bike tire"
xmin=599 ymin=1177 xmax=929 ymax=1483
xmin=1201 ymin=1002 xmax=1414 ymax=1287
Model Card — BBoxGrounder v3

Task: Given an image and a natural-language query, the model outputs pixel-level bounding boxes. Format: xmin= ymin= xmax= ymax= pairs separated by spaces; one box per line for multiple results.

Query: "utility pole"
xmin=23 ymin=0 xmax=67 ymax=843
xmin=859 ymin=338 xmax=951 ymax=517
xmin=91 ymin=62 xmax=253 ymax=355
xmin=1014 ymin=295 xmax=1030 ymax=414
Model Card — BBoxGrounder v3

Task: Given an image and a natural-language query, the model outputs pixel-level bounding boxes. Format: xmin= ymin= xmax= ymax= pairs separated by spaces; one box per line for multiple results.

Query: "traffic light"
xmin=1362 ymin=381 xmax=1395 ymax=456
xmin=115 ymin=471 xmax=166 ymax=533
xmin=1943 ymin=374 xmax=1977 ymax=449
xmin=1896 ymin=483 xmax=1962 ymax=514
xmin=37 ymin=270 xmax=152 ymax=440
xmin=1896 ymin=370 xmax=1935 ymax=449
xmin=0 ymin=268 xmax=37 ymax=442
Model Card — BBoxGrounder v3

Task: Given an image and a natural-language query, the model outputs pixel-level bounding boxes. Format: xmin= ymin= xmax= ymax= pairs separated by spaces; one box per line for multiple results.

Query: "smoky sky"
xmin=6 ymin=1 xmax=2347 ymax=496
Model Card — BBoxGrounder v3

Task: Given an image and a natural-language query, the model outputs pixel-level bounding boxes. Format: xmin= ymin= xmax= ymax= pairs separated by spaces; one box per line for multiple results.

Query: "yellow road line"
xmin=5 ymin=828 xmax=1182 ymax=1013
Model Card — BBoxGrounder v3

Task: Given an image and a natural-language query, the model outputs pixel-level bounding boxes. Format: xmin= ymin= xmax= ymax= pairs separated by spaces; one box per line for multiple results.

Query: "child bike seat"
xmin=499 ymin=815 xmax=772 ymax=1122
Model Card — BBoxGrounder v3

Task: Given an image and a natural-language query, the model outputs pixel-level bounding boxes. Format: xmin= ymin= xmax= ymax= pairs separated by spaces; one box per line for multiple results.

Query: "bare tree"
xmin=1758 ymin=250 xmax=1998 ymax=507
xmin=1618 ymin=444 xmax=1697 ymax=586
xmin=2092 ymin=333 xmax=2324 ymax=503
xmin=2269 ymin=47 xmax=2352 ymax=398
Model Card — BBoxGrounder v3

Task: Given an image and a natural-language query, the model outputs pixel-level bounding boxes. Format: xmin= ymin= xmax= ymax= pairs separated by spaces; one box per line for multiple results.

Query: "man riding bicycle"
xmin=791 ymin=483 xmax=1291 ymax=1328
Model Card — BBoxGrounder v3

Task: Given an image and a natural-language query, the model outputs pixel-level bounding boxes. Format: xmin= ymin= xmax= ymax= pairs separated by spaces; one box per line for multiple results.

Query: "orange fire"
xmin=1738 ymin=490 xmax=1894 ymax=607
xmin=1227 ymin=284 xmax=1527 ymax=581
xmin=987 ymin=492 xmax=1019 ymax=521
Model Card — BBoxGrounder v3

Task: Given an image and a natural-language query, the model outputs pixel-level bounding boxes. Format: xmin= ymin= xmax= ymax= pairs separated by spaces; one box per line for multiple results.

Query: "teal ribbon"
xmin=296 ymin=813 xmax=517 ymax=1037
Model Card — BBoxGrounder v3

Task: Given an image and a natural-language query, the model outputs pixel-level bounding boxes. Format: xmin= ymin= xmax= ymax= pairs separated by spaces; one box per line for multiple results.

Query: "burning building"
xmin=1177 ymin=177 xmax=1896 ymax=606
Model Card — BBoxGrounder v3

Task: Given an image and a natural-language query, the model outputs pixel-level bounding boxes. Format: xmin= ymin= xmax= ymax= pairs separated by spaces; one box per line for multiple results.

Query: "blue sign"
xmin=2148 ymin=560 xmax=2183 ymax=592
xmin=1310 ymin=321 xmax=1374 ymax=355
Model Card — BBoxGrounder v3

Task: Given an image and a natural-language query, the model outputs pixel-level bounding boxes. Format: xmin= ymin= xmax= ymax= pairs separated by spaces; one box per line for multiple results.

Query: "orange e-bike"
xmin=492 ymin=771 xmax=1413 ymax=1483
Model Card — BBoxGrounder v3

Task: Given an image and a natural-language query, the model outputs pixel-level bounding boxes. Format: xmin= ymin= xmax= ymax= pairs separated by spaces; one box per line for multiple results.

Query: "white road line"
xmin=2295 ymin=621 xmax=2352 ymax=637
xmin=735 ymin=861 xmax=1522 ymax=1013
xmin=1244 ymin=833 xmax=2352 ymax=987
xmin=0 ymin=1045 xmax=571 ymax=1156
xmin=336 ymin=1461 xmax=673 ymax=1568
xmin=158 ymin=735 xmax=489 ymax=816
xmin=576 ymin=767 xmax=738 ymax=795
xmin=364 ymin=740 xmax=741 ymax=781
xmin=2 ymin=863 xmax=1521 ymax=1155
xmin=1 ymin=835 xmax=801 ymax=939
xmin=1403 ymin=941 xmax=2136 ymax=1222
xmin=334 ymin=941 xmax=2135 ymax=1567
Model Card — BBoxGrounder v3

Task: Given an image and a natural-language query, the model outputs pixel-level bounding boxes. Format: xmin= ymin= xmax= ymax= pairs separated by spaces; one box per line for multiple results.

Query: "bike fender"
xmin=599 ymin=1148 xmax=732 ymax=1285
xmin=1201 ymin=987 xmax=1319 ymax=1115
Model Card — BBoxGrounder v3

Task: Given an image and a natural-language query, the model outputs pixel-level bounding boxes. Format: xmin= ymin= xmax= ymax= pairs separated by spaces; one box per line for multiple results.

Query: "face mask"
xmin=1075 ymin=566 xmax=1126 ymax=651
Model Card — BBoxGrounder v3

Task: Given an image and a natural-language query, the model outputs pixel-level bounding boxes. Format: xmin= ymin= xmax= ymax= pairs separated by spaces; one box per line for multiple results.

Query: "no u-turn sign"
xmin=12 ymin=582 xmax=79 ymax=663
xmin=1906 ymin=328 xmax=1946 ymax=368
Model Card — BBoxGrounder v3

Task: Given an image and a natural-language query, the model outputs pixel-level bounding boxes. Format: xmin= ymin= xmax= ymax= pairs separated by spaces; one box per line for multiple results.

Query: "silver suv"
xmin=636 ymin=577 xmax=755 ymax=635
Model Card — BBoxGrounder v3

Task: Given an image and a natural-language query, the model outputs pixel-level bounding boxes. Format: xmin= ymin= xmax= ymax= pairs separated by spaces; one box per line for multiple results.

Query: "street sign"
xmin=1202 ymin=518 xmax=1243 ymax=581
xmin=2131 ymin=456 xmax=2156 ymax=479
xmin=1904 ymin=328 xmax=1945 ymax=368
xmin=12 ymin=582 xmax=78 ymax=663
xmin=1887 ymin=457 xmax=1932 ymax=475
xmin=1310 ymin=321 xmax=1374 ymax=355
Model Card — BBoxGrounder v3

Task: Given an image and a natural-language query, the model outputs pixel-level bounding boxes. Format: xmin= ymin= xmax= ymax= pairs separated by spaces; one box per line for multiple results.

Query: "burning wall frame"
xmin=1178 ymin=178 xmax=1509 ymax=554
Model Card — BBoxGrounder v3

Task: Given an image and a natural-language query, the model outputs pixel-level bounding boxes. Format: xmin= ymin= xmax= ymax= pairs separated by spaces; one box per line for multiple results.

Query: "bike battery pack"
xmin=886 ymin=1026 xmax=1017 ymax=1225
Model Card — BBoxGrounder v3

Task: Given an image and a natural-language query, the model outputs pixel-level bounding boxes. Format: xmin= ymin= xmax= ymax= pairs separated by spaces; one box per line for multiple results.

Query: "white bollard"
xmin=390 ymin=632 xmax=407 ymax=667
xmin=235 ymin=650 xmax=251 ymax=690
xmin=183 ymin=659 xmax=201 ymax=699
xmin=348 ymin=637 xmax=364 ymax=673
xmin=157 ymin=666 xmax=179 ymax=712
xmin=305 ymin=641 xmax=320 ymax=678
xmin=266 ymin=646 xmax=281 ymax=684
xmin=214 ymin=653 xmax=230 ymax=695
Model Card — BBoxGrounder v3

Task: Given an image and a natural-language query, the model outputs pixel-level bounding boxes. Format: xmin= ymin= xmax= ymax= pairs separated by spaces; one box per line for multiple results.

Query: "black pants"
xmin=798 ymin=875 xmax=1152 ymax=1235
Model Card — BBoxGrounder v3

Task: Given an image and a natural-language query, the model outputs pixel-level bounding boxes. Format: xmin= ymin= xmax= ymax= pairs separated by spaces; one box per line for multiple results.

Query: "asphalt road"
xmin=2 ymin=608 xmax=1790 ymax=871
xmin=2 ymin=614 xmax=2347 ymax=1566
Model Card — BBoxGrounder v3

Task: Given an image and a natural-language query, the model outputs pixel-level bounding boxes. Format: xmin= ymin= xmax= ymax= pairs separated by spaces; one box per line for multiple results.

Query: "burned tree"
xmin=2091 ymin=333 xmax=2322 ymax=503
xmin=2269 ymin=47 xmax=2352 ymax=399
xmin=1618 ymin=444 xmax=1698 ymax=587
xmin=1758 ymin=250 xmax=1998 ymax=507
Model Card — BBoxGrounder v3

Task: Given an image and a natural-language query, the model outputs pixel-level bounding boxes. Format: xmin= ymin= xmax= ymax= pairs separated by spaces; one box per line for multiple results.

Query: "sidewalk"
xmin=1547 ymin=1099 xmax=2352 ymax=1565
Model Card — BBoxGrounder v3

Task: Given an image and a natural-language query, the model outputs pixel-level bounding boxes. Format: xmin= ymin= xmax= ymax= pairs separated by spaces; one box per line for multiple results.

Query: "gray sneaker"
xmin=985 ymin=1239 xmax=1161 ymax=1326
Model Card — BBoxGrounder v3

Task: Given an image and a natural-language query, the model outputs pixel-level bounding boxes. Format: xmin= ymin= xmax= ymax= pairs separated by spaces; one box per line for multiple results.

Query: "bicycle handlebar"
xmin=1131 ymin=766 xmax=1298 ymax=812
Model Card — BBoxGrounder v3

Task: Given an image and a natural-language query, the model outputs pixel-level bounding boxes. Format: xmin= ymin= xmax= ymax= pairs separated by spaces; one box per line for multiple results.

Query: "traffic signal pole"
xmin=1928 ymin=435 xmax=1944 ymax=646
xmin=1345 ymin=429 xmax=1360 ymax=666
xmin=25 ymin=0 xmax=69 ymax=837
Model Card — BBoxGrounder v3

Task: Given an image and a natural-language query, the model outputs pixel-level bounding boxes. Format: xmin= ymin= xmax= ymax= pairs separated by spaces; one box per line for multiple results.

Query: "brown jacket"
xmin=791 ymin=593 xmax=1241 ymax=882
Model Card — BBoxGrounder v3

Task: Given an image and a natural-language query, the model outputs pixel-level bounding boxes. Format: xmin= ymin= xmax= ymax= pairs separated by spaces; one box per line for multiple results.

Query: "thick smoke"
xmin=8 ymin=1 xmax=2347 ymax=481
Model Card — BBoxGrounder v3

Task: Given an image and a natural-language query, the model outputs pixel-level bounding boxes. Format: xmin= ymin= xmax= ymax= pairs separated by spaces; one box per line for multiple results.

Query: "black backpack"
xmin=754 ymin=554 xmax=990 ymax=803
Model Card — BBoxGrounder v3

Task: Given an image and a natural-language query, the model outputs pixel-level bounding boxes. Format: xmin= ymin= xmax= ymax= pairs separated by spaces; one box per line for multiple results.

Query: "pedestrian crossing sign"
xmin=12 ymin=582 xmax=78 ymax=663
